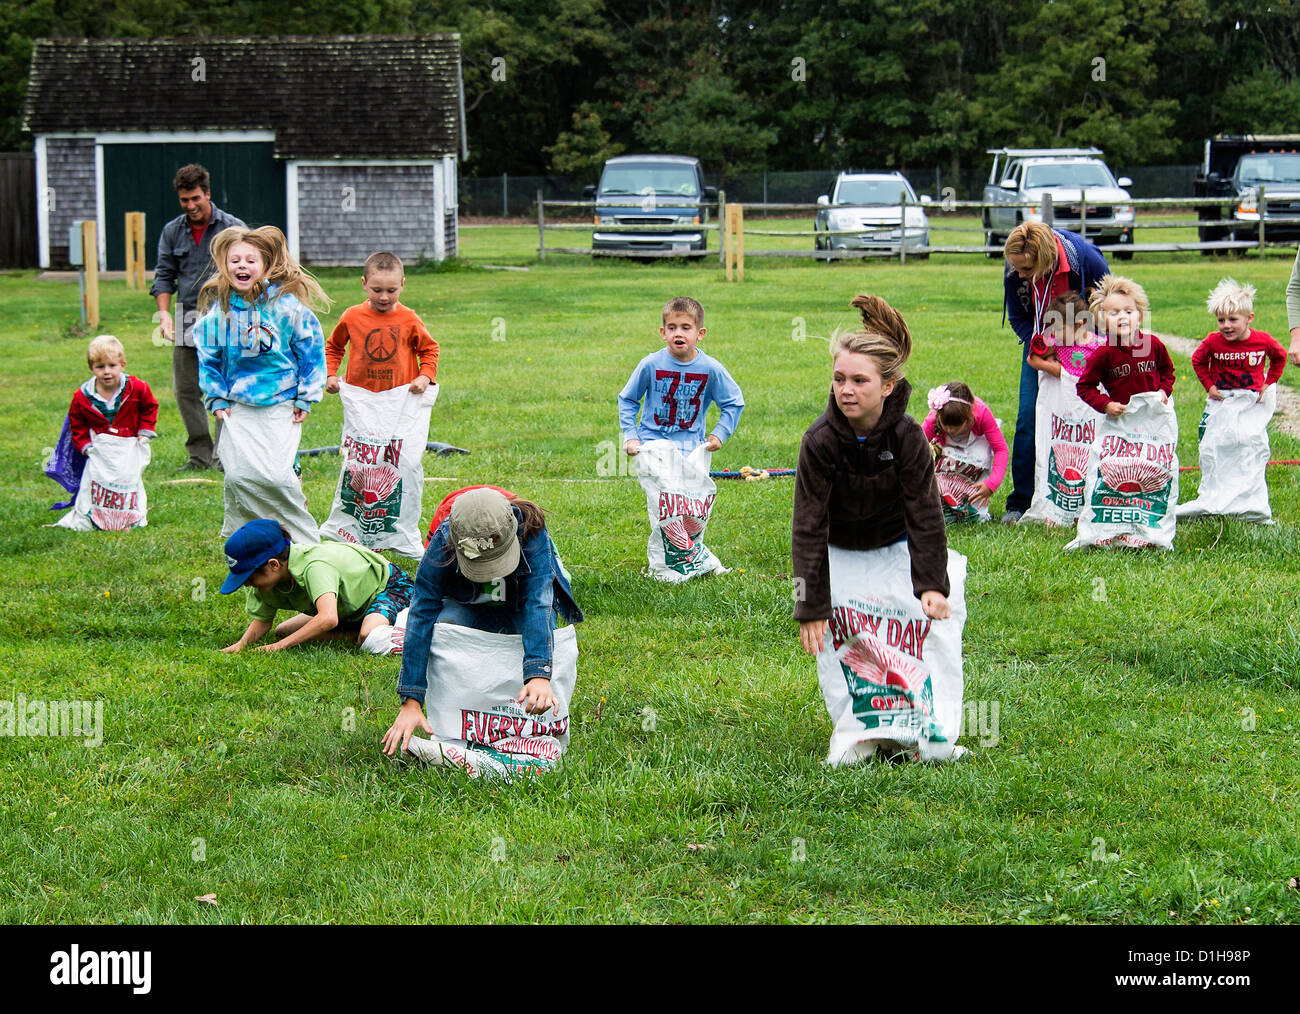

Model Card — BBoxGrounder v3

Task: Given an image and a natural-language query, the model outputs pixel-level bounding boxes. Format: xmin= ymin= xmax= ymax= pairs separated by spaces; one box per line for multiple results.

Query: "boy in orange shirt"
xmin=325 ymin=251 xmax=438 ymax=393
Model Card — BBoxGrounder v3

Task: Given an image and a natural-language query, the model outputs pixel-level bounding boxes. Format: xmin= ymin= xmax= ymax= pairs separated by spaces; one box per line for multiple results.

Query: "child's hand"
xmin=409 ymin=375 xmax=430 ymax=395
xmin=1258 ymin=385 xmax=1269 ymax=403
xmin=1207 ymin=385 xmax=1223 ymax=401
xmin=703 ymin=434 xmax=722 ymax=452
xmin=291 ymin=408 xmax=308 ymax=424
xmin=325 ymin=376 xmax=340 ymax=394
xmin=624 ymin=438 xmax=641 ymax=456
xmin=799 ymin=619 xmax=828 ymax=655
xmin=518 ymin=677 xmax=556 ymax=715
xmin=921 ymin=590 xmax=951 ymax=620
xmin=1160 ymin=392 xmax=1169 ymax=403
xmin=968 ymin=482 xmax=993 ymax=509
xmin=214 ymin=408 xmax=230 ymax=421
xmin=381 ymin=698 xmax=433 ymax=756
xmin=220 ymin=642 xmax=244 ymax=654
xmin=1104 ymin=401 xmax=1125 ymax=418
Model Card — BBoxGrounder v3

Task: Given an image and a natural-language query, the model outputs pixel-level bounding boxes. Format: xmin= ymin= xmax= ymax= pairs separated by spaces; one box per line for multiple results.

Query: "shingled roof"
xmin=23 ymin=35 xmax=463 ymax=159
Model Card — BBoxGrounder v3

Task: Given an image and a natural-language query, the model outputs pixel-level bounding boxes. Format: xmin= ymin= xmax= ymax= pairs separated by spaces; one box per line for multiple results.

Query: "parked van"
xmin=585 ymin=155 xmax=717 ymax=256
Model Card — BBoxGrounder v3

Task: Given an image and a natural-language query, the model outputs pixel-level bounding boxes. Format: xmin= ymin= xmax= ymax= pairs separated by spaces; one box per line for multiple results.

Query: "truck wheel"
xmin=985 ymin=230 xmax=1001 ymax=259
xmin=1114 ymin=249 xmax=1133 ymax=261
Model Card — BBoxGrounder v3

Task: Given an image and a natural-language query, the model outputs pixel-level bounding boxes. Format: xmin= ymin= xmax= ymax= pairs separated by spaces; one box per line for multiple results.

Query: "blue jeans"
xmin=1007 ymin=342 xmax=1039 ymax=513
xmin=436 ymin=597 xmax=540 ymax=635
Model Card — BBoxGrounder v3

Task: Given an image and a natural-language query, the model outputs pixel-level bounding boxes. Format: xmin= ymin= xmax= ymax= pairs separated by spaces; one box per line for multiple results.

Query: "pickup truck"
xmin=1194 ymin=135 xmax=1300 ymax=246
xmin=982 ymin=147 xmax=1134 ymax=259
xmin=583 ymin=154 xmax=717 ymax=256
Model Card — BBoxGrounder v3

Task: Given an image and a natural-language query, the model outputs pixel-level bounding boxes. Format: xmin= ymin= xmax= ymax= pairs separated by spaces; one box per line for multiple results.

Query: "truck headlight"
xmin=1114 ymin=206 xmax=1134 ymax=220
xmin=1236 ymin=194 xmax=1259 ymax=219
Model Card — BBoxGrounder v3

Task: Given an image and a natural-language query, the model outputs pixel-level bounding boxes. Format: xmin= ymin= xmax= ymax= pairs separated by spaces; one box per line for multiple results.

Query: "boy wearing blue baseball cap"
xmin=220 ymin=518 xmax=414 ymax=653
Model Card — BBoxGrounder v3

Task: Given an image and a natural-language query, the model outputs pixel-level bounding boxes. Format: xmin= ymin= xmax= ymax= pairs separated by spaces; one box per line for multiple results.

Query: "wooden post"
xmin=124 ymin=211 xmax=146 ymax=290
xmin=717 ymin=189 xmax=726 ymax=268
xmin=1258 ymin=185 xmax=1267 ymax=251
xmin=899 ymin=192 xmax=908 ymax=265
xmin=735 ymin=203 xmax=744 ymax=281
xmin=537 ymin=189 xmax=546 ymax=261
xmin=724 ymin=203 xmax=744 ymax=282
xmin=81 ymin=220 xmax=100 ymax=329
xmin=1079 ymin=188 xmax=1087 ymax=242
xmin=1042 ymin=192 xmax=1054 ymax=228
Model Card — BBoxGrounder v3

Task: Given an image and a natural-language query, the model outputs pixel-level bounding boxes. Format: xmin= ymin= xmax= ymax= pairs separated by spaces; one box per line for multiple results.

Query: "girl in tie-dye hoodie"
xmin=194 ymin=226 xmax=331 ymax=542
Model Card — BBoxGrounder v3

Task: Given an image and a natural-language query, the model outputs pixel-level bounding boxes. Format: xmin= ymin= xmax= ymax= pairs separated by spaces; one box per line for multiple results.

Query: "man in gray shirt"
xmin=150 ymin=163 xmax=246 ymax=470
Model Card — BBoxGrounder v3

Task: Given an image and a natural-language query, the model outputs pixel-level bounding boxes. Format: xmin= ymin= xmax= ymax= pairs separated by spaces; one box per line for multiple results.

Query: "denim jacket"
xmin=396 ymin=509 xmax=583 ymax=703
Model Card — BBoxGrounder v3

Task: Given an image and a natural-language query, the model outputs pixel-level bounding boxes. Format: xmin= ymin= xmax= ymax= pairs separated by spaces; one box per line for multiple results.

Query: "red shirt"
xmin=1190 ymin=328 xmax=1286 ymax=392
xmin=425 ymin=485 xmax=516 ymax=546
xmin=68 ymin=376 xmax=160 ymax=452
xmin=1075 ymin=334 xmax=1176 ymax=413
xmin=189 ymin=222 xmax=208 ymax=248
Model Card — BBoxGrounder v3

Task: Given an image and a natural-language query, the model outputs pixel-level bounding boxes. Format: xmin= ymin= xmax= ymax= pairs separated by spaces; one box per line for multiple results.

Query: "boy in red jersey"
xmin=1191 ymin=278 xmax=1286 ymax=402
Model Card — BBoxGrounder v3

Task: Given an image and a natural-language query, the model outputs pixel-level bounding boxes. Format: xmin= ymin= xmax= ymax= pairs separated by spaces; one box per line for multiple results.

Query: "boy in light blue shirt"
xmin=619 ymin=296 xmax=745 ymax=457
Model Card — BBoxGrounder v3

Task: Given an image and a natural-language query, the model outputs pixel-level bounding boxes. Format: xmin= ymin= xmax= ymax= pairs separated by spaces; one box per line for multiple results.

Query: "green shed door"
xmin=103 ymin=142 xmax=286 ymax=271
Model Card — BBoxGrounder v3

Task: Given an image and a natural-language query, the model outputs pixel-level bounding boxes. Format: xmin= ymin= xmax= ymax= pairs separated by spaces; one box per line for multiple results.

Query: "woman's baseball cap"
xmin=220 ymin=519 xmax=290 ymax=594
xmin=448 ymin=489 xmax=519 ymax=582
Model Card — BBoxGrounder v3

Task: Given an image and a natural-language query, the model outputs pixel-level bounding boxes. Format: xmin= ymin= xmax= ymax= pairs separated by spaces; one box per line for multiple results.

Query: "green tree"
xmin=544 ymin=102 xmax=624 ymax=179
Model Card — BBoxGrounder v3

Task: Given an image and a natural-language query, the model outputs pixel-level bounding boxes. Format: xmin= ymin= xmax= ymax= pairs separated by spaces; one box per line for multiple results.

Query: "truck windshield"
xmin=835 ymin=180 xmax=911 ymax=204
xmin=1024 ymin=164 xmax=1114 ymax=189
xmin=1237 ymin=153 xmax=1300 ymax=185
xmin=599 ymin=165 xmax=699 ymax=196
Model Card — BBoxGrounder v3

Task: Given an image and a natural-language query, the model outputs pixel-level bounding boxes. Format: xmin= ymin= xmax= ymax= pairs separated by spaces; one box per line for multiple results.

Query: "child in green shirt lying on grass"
xmin=219 ymin=518 xmax=413 ymax=654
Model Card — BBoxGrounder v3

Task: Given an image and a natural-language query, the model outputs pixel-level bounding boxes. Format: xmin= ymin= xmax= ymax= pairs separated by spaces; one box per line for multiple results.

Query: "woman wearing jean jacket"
xmin=382 ymin=487 xmax=582 ymax=756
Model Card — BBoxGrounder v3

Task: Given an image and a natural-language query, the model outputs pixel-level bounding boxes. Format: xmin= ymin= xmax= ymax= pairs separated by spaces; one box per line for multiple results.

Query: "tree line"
xmin=3 ymin=0 xmax=1298 ymax=179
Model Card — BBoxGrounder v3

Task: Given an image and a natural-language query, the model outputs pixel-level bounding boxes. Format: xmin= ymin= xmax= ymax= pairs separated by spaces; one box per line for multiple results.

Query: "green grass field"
xmin=2 ymin=234 xmax=1299 ymax=924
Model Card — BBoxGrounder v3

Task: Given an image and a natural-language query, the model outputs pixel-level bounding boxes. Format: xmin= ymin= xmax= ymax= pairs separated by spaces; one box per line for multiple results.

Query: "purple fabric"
xmin=45 ymin=415 xmax=85 ymax=510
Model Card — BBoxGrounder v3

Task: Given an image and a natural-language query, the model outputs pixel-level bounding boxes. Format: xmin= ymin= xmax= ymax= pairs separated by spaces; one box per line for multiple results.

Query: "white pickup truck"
xmin=982 ymin=147 xmax=1134 ymax=259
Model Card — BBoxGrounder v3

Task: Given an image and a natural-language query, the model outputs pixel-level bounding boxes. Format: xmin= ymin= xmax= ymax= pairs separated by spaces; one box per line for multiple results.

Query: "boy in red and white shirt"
xmin=1191 ymin=278 xmax=1286 ymax=402
xmin=68 ymin=335 xmax=160 ymax=453
xmin=1076 ymin=275 xmax=1176 ymax=416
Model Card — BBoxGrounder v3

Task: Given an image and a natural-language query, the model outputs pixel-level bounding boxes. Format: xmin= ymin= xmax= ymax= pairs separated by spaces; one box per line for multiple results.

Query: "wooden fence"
xmin=536 ymin=189 xmax=1300 ymax=274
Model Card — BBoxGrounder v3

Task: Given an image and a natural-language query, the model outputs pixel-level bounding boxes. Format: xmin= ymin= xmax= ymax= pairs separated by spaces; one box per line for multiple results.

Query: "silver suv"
xmin=813 ymin=172 xmax=931 ymax=257
xmin=983 ymin=147 xmax=1134 ymax=259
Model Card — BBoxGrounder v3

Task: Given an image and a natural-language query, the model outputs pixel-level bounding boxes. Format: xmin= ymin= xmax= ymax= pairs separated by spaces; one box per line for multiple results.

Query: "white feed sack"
xmin=816 ymin=541 xmax=968 ymax=765
xmin=405 ymin=622 xmax=578 ymax=781
xmin=934 ymin=432 xmax=994 ymax=523
xmin=1066 ymin=392 xmax=1178 ymax=551
xmin=55 ymin=434 xmax=150 ymax=531
xmin=216 ymin=402 xmax=319 ymax=543
xmin=321 ymin=381 xmax=439 ymax=558
xmin=1177 ymin=387 xmax=1274 ymax=523
xmin=1020 ymin=372 xmax=1097 ymax=527
xmin=635 ymin=440 xmax=728 ymax=582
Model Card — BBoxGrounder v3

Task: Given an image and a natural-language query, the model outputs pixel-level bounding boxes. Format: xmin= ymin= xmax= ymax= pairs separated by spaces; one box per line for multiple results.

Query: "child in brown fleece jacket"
xmin=792 ymin=294 xmax=951 ymax=655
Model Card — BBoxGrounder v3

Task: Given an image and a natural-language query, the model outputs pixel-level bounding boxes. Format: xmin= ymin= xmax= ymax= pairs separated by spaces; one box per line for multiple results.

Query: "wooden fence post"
xmin=725 ymin=204 xmax=744 ymax=282
xmin=899 ymin=192 xmax=908 ymax=265
xmin=125 ymin=211 xmax=146 ymax=290
xmin=717 ymin=189 xmax=726 ymax=268
xmin=537 ymin=189 xmax=546 ymax=261
xmin=1258 ymin=185 xmax=1267 ymax=252
xmin=82 ymin=220 xmax=99 ymax=328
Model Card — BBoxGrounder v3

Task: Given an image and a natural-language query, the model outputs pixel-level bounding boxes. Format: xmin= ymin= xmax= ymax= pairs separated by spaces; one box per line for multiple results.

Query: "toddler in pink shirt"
xmin=921 ymin=382 xmax=1009 ymax=522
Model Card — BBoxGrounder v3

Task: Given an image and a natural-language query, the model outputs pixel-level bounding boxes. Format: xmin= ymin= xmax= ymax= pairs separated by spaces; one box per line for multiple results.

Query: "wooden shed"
xmin=23 ymin=35 xmax=465 ymax=269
